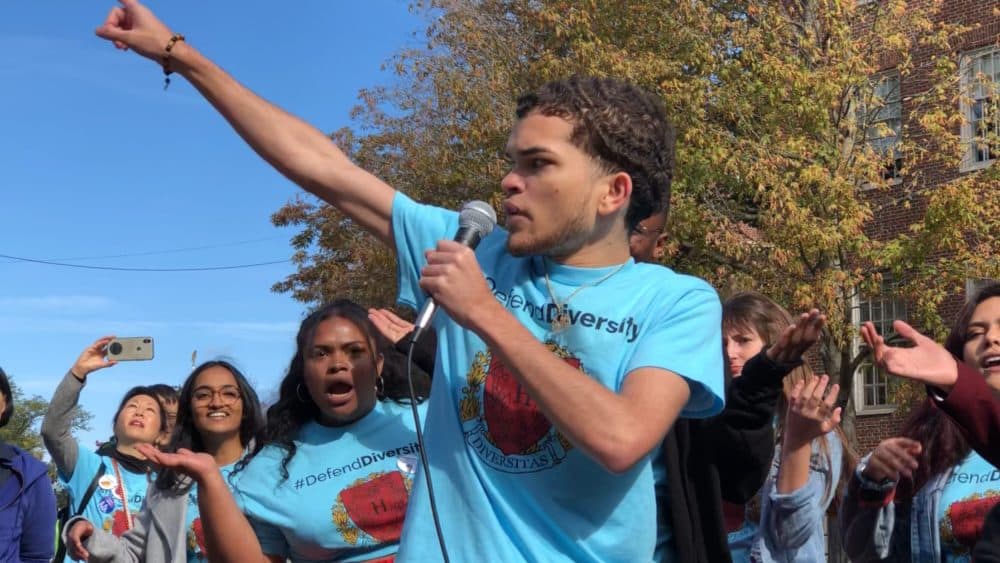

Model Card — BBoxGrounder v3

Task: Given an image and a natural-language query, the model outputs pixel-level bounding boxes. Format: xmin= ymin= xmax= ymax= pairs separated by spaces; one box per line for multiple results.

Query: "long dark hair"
xmin=155 ymin=360 xmax=265 ymax=491
xmin=0 ymin=366 xmax=13 ymax=428
xmin=255 ymin=299 xmax=415 ymax=480
xmin=897 ymin=282 xmax=1000 ymax=499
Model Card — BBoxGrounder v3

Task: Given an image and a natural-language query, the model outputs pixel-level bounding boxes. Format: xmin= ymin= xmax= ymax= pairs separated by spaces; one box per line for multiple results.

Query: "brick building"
xmin=851 ymin=0 xmax=999 ymax=455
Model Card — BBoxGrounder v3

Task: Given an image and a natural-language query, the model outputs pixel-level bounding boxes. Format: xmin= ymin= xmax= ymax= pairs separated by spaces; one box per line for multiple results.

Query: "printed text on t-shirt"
xmin=293 ymin=442 xmax=420 ymax=490
xmin=485 ymin=277 xmax=641 ymax=342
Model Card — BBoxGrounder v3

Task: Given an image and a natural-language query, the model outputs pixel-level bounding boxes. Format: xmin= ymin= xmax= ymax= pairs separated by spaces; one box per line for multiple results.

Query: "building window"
xmin=961 ymin=47 xmax=1000 ymax=171
xmin=865 ymin=71 xmax=902 ymax=180
xmin=854 ymin=277 xmax=907 ymax=414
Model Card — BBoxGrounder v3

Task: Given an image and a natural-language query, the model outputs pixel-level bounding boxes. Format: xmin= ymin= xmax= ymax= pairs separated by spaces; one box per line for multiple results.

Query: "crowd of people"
xmin=1 ymin=0 xmax=998 ymax=561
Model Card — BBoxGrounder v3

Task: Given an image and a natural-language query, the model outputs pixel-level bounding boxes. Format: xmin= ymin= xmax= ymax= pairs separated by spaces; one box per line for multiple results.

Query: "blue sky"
xmin=1 ymin=2 xmax=425 ymax=448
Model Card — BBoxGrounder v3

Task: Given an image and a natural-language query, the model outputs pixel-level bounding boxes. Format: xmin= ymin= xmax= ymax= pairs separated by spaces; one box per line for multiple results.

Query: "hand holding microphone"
xmin=414 ymin=201 xmax=497 ymax=340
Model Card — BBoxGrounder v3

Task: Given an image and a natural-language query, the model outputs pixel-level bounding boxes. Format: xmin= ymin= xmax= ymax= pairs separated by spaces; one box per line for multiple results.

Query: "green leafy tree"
xmin=271 ymin=0 xmax=1000 ymax=443
xmin=0 ymin=376 xmax=92 ymax=458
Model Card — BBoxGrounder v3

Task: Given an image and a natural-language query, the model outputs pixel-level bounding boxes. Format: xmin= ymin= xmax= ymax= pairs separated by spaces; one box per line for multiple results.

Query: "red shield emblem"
xmin=483 ymin=354 xmax=580 ymax=455
xmin=192 ymin=517 xmax=207 ymax=555
xmin=339 ymin=472 xmax=410 ymax=543
xmin=948 ymin=495 xmax=1000 ymax=548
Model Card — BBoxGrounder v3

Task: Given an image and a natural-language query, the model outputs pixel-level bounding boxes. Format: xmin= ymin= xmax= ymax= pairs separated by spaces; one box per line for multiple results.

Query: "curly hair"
xmin=253 ymin=299 xmax=418 ymax=481
xmin=155 ymin=360 xmax=265 ymax=492
xmin=516 ymin=75 xmax=676 ymax=229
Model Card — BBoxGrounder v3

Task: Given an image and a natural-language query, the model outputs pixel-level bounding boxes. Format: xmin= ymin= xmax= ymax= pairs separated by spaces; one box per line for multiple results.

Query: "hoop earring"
xmin=375 ymin=374 xmax=385 ymax=399
xmin=296 ymin=383 xmax=310 ymax=404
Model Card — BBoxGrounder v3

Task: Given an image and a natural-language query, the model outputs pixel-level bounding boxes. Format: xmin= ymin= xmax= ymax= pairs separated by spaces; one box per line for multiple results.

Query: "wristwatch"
xmin=855 ymin=455 xmax=897 ymax=502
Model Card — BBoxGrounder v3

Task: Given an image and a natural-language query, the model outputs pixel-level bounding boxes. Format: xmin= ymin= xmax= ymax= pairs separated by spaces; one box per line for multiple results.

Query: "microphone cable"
xmin=406 ymin=336 xmax=451 ymax=563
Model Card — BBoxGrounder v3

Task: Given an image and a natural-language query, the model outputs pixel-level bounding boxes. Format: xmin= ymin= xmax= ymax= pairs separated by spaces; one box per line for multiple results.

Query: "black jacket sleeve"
xmin=394 ymin=328 xmax=438 ymax=376
xmin=707 ymin=351 xmax=792 ymax=503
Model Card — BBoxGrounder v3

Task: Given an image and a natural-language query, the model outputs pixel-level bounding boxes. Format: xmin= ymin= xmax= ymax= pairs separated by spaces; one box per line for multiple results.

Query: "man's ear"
xmin=653 ymin=232 xmax=669 ymax=260
xmin=598 ymin=171 xmax=632 ymax=218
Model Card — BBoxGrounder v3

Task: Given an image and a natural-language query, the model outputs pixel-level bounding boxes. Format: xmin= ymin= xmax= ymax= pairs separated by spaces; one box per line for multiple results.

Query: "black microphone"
xmin=412 ymin=200 xmax=497 ymax=341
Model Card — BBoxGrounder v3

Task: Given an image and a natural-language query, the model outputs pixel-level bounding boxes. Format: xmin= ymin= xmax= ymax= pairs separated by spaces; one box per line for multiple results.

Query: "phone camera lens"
xmin=109 ymin=342 xmax=123 ymax=355
xmin=143 ymin=338 xmax=151 ymax=343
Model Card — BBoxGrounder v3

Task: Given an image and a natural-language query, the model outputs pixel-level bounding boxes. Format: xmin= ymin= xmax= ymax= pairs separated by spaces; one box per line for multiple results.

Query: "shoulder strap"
xmin=54 ymin=461 xmax=107 ymax=563
xmin=75 ymin=461 xmax=107 ymax=516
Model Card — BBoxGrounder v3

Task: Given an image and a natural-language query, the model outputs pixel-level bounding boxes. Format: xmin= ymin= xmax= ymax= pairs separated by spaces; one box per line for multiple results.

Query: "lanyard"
xmin=111 ymin=459 xmax=132 ymax=532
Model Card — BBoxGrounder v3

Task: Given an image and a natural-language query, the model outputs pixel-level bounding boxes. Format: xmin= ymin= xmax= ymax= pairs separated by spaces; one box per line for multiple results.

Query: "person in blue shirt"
xmin=0 ymin=366 xmax=57 ymax=563
xmin=145 ymin=300 xmax=426 ymax=562
xmin=63 ymin=359 xmax=265 ymax=563
xmin=42 ymin=337 xmax=167 ymax=546
xmin=95 ymin=3 xmax=725 ymax=560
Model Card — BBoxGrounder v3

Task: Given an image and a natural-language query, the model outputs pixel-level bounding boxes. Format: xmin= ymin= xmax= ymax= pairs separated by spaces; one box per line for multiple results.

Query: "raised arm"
xmin=711 ymin=310 xmax=826 ymax=501
xmin=42 ymin=337 xmax=117 ymax=478
xmin=861 ymin=320 xmax=1000 ymax=467
xmin=136 ymin=445 xmax=274 ymax=563
xmin=95 ymin=0 xmax=396 ymax=245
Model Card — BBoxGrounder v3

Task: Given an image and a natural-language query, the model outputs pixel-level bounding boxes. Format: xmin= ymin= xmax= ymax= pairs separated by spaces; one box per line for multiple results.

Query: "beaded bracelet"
xmin=161 ymin=33 xmax=185 ymax=90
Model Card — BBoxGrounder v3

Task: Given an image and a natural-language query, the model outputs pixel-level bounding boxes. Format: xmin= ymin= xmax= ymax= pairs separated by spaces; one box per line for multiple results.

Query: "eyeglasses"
xmin=192 ymin=386 xmax=242 ymax=405
xmin=630 ymin=222 xmax=664 ymax=238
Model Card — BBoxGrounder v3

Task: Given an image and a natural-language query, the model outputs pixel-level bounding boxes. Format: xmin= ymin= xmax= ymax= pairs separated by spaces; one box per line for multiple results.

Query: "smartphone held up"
xmin=107 ymin=337 xmax=154 ymax=361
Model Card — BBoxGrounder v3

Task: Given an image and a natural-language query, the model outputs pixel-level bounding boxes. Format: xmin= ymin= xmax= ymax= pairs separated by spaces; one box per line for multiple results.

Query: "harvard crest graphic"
xmin=460 ymin=341 xmax=577 ymax=473
xmin=188 ymin=517 xmax=207 ymax=558
xmin=332 ymin=471 xmax=413 ymax=546
xmin=940 ymin=491 xmax=1000 ymax=555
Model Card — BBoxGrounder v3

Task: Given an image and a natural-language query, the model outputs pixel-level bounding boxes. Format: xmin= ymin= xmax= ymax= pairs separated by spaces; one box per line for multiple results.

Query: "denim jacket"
xmin=751 ymin=431 xmax=842 ymax=562
xmin=839 ymin=453 xmax=950 ymax=562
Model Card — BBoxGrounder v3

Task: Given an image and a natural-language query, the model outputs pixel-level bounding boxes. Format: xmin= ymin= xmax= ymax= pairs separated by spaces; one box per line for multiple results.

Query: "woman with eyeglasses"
xmin=63 ymin=360 xmax=265 ymax=563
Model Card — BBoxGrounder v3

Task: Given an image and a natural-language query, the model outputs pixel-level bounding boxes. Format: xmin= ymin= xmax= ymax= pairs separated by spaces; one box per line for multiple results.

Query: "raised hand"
xmin=767 ymin=309 xmax=826 ymax=364
xmin=860 ymin=320 xmax=959 ymax=391
xmin=95 ymin=0 xmax=176 ymax=61
xmin=70 ymin=336 xmax=118 ymax=380
xmin=784 ymin=374 xmax=841 ymax=449
xmin=136 ymin=443 xmax=218 ymax=483
xmin=862 ymin=437 xmax=922 ymax=483
xmin=66 ymin=519 xmax=95 ymax=561
xmin=368 ymin=308 xmax=416 ymax=345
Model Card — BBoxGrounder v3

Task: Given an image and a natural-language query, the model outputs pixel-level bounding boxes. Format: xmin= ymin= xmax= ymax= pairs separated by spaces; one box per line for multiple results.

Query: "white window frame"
xmin=864 ymin=70 xmax=903 ymax=183
xmin=960 ymin=46 xmax=1000 ymax=173
xmin=853 ymin=278 xmax=907 ymax=415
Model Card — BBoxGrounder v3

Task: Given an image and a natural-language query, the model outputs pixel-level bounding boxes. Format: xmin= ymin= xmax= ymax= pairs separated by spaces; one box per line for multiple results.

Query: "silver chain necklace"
xmin=542 ymin=261 xmax=628 ymax=333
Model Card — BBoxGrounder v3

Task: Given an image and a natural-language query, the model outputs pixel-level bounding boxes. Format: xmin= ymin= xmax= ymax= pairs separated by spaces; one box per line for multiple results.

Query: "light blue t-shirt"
xmin=234 ymin=400 xmax=425 ymax=563
xmin=62 ymin=444 xmax=149 ymax=538
xmin=937 ymin=451 xmax=1000 ymax=562
xmin=391 ymin=193 xmax=725 ymax=563
xmin=184 ymin=461 xmax=240 ymax=562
